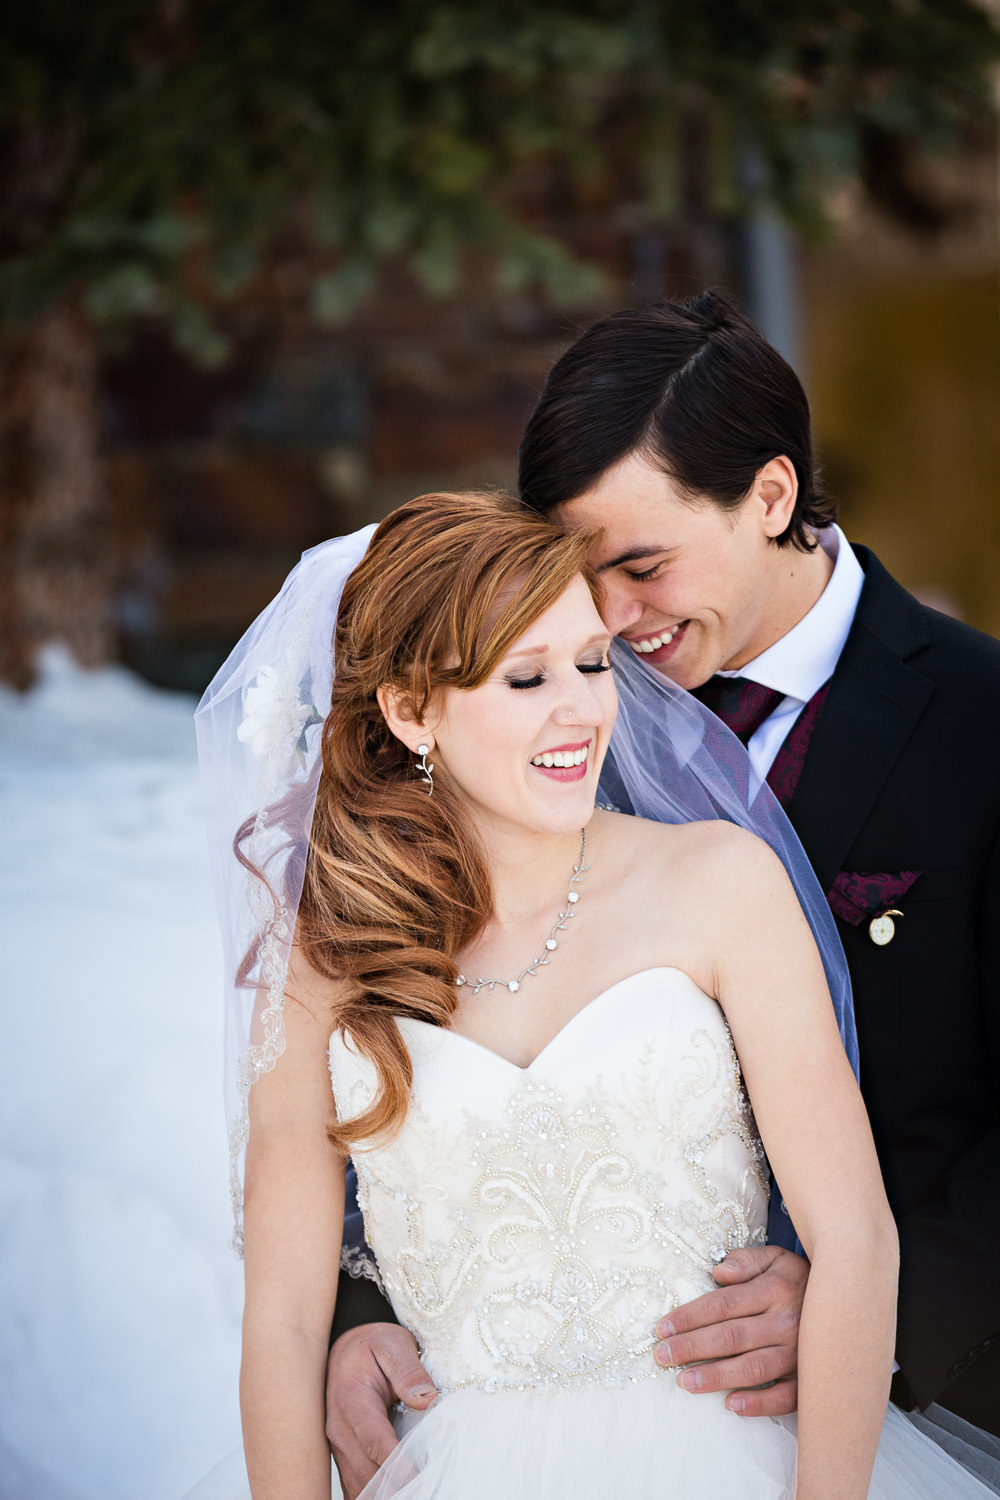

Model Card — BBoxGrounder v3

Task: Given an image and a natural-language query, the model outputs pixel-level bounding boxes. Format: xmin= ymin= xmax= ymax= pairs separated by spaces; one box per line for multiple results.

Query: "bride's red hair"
xmin=296 ymin=491 xmax=595 ymax=1151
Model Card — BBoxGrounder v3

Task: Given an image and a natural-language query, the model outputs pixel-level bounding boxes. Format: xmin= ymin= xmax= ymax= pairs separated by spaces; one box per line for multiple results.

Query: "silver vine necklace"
xmin=455 ymin=828 xmax=589 ymax=996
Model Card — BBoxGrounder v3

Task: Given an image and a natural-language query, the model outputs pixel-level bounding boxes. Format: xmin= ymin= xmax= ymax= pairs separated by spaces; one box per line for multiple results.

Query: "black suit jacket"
xmin=334 ymin=545 xmax=1000 ymax=1429
xmin=789 ymin=546 xmax=1000 ymax=1428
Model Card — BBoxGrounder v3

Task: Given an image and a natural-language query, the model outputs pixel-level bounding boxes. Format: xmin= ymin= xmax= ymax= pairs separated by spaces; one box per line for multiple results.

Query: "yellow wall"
xmin=805 ymin=264 xmax=1000 ymax=639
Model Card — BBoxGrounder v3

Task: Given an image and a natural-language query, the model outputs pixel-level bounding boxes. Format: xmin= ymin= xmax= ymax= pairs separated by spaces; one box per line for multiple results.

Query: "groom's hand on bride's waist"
xmin=326 ymin=1322 xmax=437 ymax=1499
xmin=653 ymin=1245 xmax=807 ymax=1418
xmin=322 ymin=1248 xmax=805 ymax=1493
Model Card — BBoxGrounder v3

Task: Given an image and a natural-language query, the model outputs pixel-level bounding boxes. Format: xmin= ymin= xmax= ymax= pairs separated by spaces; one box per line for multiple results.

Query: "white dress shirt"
xmin=717 ymin=524 xmax=865 ymax=781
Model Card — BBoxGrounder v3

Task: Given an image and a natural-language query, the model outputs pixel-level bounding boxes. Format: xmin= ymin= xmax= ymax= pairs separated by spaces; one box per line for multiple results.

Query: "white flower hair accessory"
xmin=236 ymin=664 xmax=320 ymax=770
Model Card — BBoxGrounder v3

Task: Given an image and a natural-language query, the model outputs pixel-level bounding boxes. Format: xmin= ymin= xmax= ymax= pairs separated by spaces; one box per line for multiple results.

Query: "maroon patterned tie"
xmin=692 ymin=676 xmax=785 ymax=746
xmin=766 ymin=682 xmax=830 ymax=808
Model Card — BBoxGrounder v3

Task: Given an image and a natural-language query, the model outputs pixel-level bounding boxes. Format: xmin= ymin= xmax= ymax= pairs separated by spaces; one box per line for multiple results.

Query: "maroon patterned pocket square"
xmin=827 ymin=870 xmax=925 ymax=927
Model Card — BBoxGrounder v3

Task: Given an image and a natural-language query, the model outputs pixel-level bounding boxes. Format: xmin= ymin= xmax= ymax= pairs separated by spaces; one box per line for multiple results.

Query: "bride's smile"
xmin=528 ymin=740 xmax=590 ymax=775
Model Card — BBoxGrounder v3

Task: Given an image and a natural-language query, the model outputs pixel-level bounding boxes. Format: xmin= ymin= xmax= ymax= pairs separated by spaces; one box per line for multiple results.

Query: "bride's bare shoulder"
xmin=597 ymin=809 xmax=784 ymax=891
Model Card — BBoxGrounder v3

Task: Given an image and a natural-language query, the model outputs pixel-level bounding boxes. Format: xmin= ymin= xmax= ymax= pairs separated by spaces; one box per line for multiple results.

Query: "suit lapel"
xmin=790 ymin=549 xmax=934 ymax=892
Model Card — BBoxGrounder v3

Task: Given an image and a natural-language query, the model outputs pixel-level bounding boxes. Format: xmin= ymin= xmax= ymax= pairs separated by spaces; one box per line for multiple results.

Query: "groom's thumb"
xmin=387 ymin=1354 xmax=438 ymax=1408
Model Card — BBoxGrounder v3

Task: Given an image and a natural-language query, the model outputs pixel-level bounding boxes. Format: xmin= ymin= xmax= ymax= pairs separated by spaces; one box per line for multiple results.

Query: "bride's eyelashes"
xmin=505 ymin=660 xmax=612 ymax=690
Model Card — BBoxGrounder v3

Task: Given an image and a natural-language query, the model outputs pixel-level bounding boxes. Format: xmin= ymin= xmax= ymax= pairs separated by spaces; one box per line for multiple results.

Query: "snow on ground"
xmin=0 ymin=649 xmax=244 ymax=1499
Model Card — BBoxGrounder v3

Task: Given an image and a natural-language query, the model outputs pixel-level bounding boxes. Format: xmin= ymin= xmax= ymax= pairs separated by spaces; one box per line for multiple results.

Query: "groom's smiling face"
xmin=557 ymin=450 xmax=800 ymax=691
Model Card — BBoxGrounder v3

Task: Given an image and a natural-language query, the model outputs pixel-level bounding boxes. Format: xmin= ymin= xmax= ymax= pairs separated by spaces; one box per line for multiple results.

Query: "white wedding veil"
xmin=195 ymin=525 xmax=376 ymax=1251
xmin=195 ymin=520 xmax=856 ymax=1256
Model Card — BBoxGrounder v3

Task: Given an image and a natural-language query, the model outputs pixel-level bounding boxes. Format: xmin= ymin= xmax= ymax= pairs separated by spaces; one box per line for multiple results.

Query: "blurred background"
xmin=0 ymin=3 xmax=998 ymax=1497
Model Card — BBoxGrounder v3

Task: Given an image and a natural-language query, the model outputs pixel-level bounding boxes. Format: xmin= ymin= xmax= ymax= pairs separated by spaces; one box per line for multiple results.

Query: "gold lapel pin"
xmin=869 ymin=909 xmax=904 ymax=946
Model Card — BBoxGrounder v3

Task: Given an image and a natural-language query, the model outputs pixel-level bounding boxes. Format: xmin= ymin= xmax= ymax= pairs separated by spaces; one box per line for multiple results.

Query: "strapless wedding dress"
xmin=324 ymin=967 xmax=998 ymax=1500
xmin=187 ymin=967 xmax=999 ymax=1498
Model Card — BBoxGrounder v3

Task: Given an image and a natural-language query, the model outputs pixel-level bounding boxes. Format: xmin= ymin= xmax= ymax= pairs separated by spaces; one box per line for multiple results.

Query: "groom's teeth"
xmin=629 ymin=625 xmax=680 ymax=655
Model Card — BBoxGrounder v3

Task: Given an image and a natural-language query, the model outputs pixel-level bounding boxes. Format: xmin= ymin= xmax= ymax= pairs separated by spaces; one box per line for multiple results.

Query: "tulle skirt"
xmin=184 ymin=1383 xmax=1000 ymax=1499
xmin=353 ymin=1380 xmax=1000 ymax=1499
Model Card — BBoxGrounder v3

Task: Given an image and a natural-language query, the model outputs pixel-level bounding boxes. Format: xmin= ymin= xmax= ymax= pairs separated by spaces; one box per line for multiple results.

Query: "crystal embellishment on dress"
xmin=329 ymin=969 xmax=770 ymax=1398
xmin=456 ymin=829 xmax=589 ymax=995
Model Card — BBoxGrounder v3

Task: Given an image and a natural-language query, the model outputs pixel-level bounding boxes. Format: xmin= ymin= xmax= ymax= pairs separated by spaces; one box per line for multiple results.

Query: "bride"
xmin=195 ymin=489 xmax=994 ymax=1498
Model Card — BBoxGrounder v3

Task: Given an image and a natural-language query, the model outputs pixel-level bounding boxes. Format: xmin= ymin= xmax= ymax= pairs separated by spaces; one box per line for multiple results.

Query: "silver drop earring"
xmin=415 ymin=743 xmax=434 ymax=795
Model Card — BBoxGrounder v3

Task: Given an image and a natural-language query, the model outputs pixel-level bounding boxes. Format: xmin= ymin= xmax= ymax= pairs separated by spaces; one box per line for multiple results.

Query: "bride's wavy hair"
xmin=296 ymin=490 xmax=595 ymax=1151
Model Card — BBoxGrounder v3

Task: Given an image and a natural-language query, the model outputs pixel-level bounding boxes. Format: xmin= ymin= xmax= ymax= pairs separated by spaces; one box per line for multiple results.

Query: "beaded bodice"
xmin=329 ymin=968 xmax=768 ymax=1396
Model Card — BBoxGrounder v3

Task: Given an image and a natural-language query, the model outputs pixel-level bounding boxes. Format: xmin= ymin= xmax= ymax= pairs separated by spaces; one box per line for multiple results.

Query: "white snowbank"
xmin=0 ymin=649 xmax=243 ymax=1500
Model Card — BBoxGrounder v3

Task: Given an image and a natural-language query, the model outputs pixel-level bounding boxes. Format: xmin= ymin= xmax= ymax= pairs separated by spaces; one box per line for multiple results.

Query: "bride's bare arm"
xmin=241 ymin=956 xmax=347 ymax=1500
xmin=702 ymin=826 xmax=898 ymax=1500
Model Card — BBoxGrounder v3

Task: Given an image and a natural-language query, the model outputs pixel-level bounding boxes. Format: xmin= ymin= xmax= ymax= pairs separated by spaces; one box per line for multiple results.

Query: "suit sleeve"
xmin=330 ymin=1161 xmax=399 ymax=1345
xmin=893 ymin=818 xmax=1000 ymax=1410
xmin=331 ymin=1266 xmax=398 ymax=1344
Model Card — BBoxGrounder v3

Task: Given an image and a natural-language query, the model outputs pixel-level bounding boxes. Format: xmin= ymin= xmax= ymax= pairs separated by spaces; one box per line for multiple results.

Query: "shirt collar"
xmin=717 ymin=524 xmax=864 ymax=704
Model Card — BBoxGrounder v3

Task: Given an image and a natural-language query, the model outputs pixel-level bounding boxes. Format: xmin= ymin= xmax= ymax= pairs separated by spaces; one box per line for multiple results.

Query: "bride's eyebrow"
xmin=504 ymin=632 xmax=610 ymax=661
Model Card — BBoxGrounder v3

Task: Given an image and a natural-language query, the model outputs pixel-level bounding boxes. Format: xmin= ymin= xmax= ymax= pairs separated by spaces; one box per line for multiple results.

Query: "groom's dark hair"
xmin=517 ymin=290 xmax=835 ymax=552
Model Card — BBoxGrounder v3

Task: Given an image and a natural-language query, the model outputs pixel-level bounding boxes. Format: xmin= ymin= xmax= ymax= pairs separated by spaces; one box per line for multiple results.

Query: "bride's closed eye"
xmin=506 ymin=660 xmax=612 ymax=690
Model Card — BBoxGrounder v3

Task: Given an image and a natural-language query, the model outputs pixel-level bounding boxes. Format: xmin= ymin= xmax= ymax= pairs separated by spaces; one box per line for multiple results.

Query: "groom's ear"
xmin=755 ymin=456 xmax=799 ymax=539
xmin=376 ymin=685 xmax=440 ymax=753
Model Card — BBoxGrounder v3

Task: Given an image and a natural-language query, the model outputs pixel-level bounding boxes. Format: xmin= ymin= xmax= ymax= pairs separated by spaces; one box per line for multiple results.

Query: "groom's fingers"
xmin=328 ymin=1381 xmax=398 ymax=1498
xmin=654 ymin=1309 xmax=799 ymax=1372
xmin=655 ymin=1246 xmax=808 ymax=1345
xmin=665 ymin=1341 xmax=796 ymax=1395
xmin=712 ymin=1244 xmax=788 ymax=1283
xmin=652 ymin=1247 xmax=806 ymax=1401
xmin=656 ymin=1282 xmax=765 ymax=1345
xmin=326 ymin=1322 xmax=438 ymax=1498
xmin=726 ymin=1375 xmax=798 ymax=1418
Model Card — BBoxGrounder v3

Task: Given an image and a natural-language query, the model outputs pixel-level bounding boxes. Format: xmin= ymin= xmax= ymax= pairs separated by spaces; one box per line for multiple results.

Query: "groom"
xmin=325 ymin=294 xmax=1000 ymax=1492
